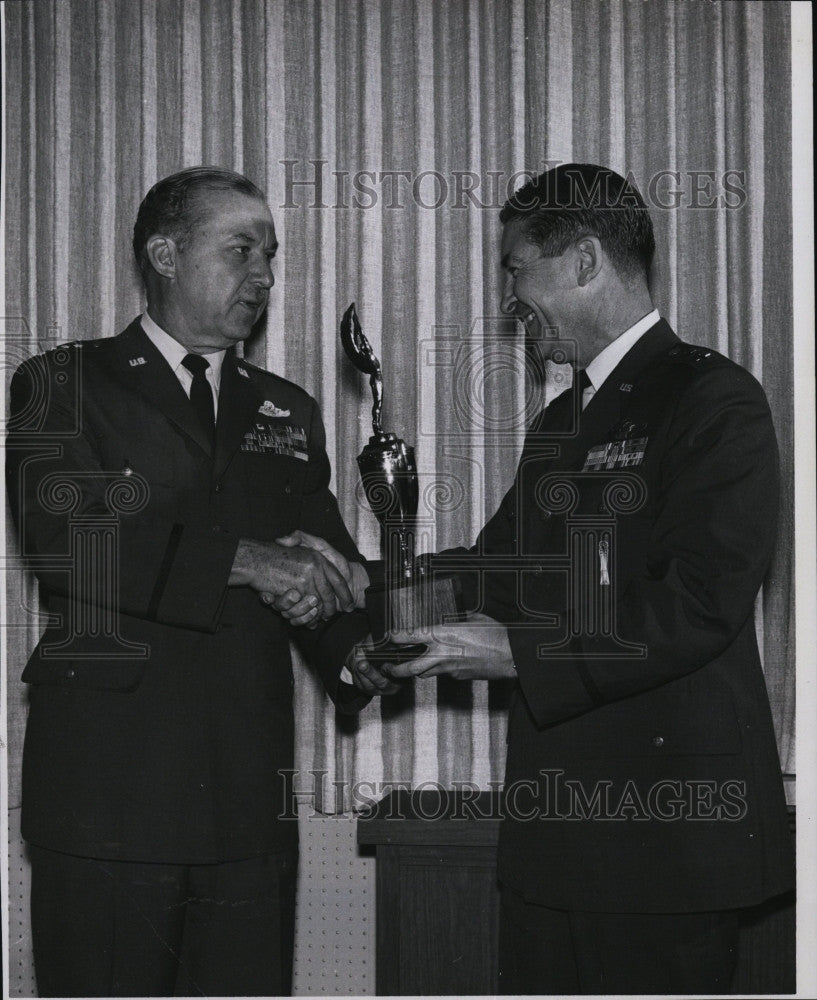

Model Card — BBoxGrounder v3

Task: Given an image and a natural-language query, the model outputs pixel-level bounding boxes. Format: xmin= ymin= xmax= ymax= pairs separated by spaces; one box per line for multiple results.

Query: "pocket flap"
xmin=22 ymin=655 xmax=147 ymax=692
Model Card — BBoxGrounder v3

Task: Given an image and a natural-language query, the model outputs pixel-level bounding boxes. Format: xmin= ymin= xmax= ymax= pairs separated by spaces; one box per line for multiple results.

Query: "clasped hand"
xmin=231 ymin=531 xmax=366 ymax=625
xmin=265 ymin=530 xmax=369 ymax=626
xmin=346 ymin=613 xmax=517 ymax=695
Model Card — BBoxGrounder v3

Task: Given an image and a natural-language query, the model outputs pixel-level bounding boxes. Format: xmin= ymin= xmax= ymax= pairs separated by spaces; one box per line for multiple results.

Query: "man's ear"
xmin=576 ymin=236 xmax=602 ymax=288
xmin=145 ymin=235 xmax=178 ymax=280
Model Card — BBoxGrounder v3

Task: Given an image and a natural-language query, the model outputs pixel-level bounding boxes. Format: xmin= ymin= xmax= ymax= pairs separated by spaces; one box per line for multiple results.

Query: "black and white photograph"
xmin=1 ymin=1 xmax=814 ymax=997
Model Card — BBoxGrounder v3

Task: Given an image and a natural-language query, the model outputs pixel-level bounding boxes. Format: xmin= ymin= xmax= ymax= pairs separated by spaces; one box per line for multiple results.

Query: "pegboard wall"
xmin=8 ymin=809 xmax=36 ymax=998
xmin=293 ymin=806 xmax=375 ymax=996
xmin=6 ymin=805 xmax=374 ymax=998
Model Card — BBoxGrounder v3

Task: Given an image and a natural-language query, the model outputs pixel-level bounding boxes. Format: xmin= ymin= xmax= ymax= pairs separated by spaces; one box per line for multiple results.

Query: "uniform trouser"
xmin=28 ymin=844 xmax=298 ymax=998
xmin=498 ymin=883 xmax=739 ymax=995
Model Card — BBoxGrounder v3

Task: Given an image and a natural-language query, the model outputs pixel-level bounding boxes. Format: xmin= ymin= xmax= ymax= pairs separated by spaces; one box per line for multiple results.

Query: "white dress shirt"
xmin=140 ymin=312 xmax=227 ymax=416
xmin=581 ymin=308 xmax=660 ymax=409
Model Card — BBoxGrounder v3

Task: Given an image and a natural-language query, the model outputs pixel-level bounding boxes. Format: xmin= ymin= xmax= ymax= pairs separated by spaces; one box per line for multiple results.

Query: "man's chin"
xmin=222 ymin=321 xmax=257 ymax=345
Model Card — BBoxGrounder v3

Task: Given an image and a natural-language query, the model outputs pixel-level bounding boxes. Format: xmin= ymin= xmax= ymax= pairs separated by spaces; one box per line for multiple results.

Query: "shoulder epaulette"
xmin=666 ymin=343 xmax=719 ymax=366
xmin=240 ymin=359 xmax=312 ymax=398
xmin=50 ymin=338 xmax=106 ymax=355
xmin=236 ymin=357 xmax=268 ymax=376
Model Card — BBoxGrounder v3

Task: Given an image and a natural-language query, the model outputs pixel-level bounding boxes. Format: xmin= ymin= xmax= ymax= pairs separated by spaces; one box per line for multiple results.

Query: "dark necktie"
xmin=574 ymin=367 xmax=591 ymax=399
xmin=181 ymin=353 xmax=215 ymax=444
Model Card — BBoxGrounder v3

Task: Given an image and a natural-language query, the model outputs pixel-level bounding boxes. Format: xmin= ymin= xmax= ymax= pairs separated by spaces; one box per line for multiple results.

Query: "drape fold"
xmin=4 ymin=0 xmax=794 ymax=821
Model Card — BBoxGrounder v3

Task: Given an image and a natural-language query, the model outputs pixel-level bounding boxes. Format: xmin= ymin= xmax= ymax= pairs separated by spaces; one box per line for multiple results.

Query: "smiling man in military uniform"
xmin=7 ymin=166 xmax=371 ymax=997
xmin=345 ymin=163 xmax=794 ymax=994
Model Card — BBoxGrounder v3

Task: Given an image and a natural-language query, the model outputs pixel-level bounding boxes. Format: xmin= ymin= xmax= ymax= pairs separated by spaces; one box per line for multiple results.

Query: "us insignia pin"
xmin=237 ymin=367 xmax=251 ymax=378
xmin=129 ymin=356 xmax=146 ymax=367
xmin=259 ymin=400 xmax=291 ymax=418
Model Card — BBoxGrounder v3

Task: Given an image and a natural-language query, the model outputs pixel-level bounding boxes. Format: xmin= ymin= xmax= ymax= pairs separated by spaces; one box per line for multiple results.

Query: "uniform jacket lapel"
xmin=214 ymin=354 xmax=267 ymax=481
xmin=550 ymin=319 xmax=680 ymax=472
xmin=112 ymin=320 xmax=214 ymax=457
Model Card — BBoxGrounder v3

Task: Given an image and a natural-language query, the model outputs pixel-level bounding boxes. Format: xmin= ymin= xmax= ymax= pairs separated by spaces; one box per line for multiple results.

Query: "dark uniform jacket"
xmin=445 ymin=319 xmax=794 ymax=913
xmin=6 ymin=318 xmax=370 ymax=864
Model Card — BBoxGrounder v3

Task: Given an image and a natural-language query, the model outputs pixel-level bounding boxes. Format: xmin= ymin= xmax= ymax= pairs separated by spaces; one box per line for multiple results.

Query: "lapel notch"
xmin=113 ymin=322 xmax=214 ymax=457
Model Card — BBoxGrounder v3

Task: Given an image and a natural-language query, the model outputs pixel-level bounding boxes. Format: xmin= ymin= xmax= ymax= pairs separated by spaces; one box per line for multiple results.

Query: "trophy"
xmin=340 ymin=303 xmax=463 ymax=663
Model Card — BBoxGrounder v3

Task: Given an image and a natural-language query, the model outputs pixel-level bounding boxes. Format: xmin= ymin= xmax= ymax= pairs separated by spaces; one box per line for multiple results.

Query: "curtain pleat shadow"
xmin=3 ymin=1 xmax=795 ymax=828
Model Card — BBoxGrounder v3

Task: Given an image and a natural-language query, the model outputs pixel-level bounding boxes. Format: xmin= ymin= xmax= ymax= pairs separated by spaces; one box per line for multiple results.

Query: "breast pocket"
xmin=242 ymin=453 xmax=307 ymax=537
xmin=99 ymin=422 xmax=180 ymax=504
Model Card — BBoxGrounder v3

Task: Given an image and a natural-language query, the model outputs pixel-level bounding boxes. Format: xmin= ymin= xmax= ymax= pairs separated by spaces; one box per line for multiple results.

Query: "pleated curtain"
xmin=4 ymin=0 xmax=794 ymax=820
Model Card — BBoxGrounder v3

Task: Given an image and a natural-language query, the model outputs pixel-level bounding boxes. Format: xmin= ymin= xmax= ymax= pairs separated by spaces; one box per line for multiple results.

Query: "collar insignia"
xmin=129 ymin=356 xmax=147 ymax=367
xmin=237 ymin=366 xmax=251 ymax=378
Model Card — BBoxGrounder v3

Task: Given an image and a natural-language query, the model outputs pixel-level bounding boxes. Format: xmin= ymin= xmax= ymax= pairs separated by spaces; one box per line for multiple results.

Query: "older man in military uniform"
xmin=7 ymin=167 xmax=370 ymax=997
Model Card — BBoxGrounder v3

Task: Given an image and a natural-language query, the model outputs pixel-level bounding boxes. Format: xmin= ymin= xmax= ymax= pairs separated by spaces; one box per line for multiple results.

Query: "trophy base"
xmin=364 ymin=572 xmax=464 ymax=665
xmin=363 ymin=639 xmax=430 ymax=666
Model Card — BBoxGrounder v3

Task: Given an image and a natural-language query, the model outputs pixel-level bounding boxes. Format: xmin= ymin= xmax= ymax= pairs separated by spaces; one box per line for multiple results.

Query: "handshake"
xmin=230 ymin=530 xmax=370 ymax=627
xmin=230 ymin=530 xmax=517 ymax=692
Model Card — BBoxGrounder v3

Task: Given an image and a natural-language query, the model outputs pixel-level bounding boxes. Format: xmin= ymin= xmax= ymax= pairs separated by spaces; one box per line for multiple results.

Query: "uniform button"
xmin=651 ymin=736 xmax=665 ymax=748
xmin=214 ymin=483 xmax=222 ymax=493
xmin=284 ymin=485 xmax=292 ymax=495
xmin=65 ymin=668 xmax=76 ymax=679
xmin=597 ymin=504 xmax=607 ymax=513
xmin=122 ymin=467 xmax=133 ymax=476
xmin=541 ymin=510 xmax=552 ymax=520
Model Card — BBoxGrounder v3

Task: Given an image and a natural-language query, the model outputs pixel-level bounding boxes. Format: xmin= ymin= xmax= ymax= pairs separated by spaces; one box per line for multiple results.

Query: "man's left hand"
xmin=379 ymin=613 xmax=517 ymax=681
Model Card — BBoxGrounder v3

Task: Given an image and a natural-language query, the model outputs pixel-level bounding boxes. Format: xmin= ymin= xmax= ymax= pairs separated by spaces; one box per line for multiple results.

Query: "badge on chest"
xmin=241 ymin=418 xmax=308 ymax=460
xmin=583 ymin=420 xmax=649 ymax=471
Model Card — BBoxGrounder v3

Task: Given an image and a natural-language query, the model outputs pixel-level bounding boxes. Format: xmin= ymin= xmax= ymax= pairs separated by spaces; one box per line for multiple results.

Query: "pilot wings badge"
xmin=258 ymin=400 xmax=290 ymax=418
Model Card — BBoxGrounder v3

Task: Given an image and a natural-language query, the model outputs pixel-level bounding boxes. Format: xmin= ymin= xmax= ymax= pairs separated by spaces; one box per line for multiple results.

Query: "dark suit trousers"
xmin=498 ymin=883 xmax=738 ymax=995
xmin=29 ymin=845 xmax=298 ymax=997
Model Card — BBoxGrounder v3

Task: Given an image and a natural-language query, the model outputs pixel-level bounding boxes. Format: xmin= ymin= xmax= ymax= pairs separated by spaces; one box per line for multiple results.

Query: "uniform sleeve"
xmin=510 ymin=365 xmax=780 ymax=727
xmin=6 ymin=354 xmax=238 ymax=633
xmin=298 ymin=397 xmax=368 ymax=562
xmin=289 ymin=396 xmax=372 ymax=712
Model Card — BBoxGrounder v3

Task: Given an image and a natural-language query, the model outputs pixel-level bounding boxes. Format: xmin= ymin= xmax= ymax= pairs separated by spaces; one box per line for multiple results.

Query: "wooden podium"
xmin=357 ymin=789 xmax=502 ymax=996
xmin=357 ymin=789 xmax=795 ymax=996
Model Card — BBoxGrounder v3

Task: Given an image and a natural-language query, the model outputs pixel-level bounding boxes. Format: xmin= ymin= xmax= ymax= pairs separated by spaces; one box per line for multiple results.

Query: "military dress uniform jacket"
xmin=6 ymin=318 xmax=370 ymax=864
xmin=443 ymin=320 xmax=794 ymax=913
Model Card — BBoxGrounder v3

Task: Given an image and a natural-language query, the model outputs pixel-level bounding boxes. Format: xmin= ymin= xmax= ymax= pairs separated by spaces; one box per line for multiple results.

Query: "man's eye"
xmin=233 ymin=246 xmax=250 ymax=257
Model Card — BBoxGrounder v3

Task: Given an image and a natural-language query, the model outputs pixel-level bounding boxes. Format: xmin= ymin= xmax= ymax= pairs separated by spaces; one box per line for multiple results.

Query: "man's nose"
xmin=500 ymin=274 xmax=517 ymax=315
xmin=250 ymin=255 xmax=275 ymax=289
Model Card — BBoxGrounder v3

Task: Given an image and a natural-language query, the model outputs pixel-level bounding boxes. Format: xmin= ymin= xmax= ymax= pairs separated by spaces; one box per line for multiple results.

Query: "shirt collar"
xmin=584 ymin=308 xmax=660 ymax=393
xmin=140 ymin=311 xmax=227 ymax=388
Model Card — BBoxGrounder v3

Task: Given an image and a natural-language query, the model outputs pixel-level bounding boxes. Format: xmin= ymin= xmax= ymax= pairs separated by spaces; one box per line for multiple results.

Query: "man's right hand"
xmin=229 ymin=538 xmax=355 ymax=620
xmin=260 ymin=531 xmax=370 ymax=627
xmin=346 ymin=639 xmax=403 ymax=695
